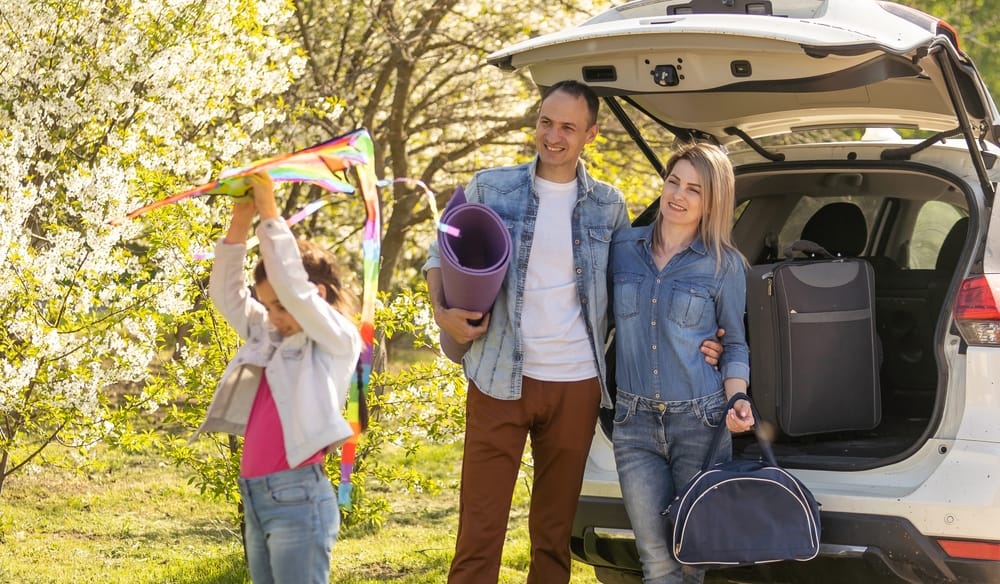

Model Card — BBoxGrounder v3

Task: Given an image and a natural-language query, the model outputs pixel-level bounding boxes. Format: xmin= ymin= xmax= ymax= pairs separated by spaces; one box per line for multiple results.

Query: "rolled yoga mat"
xmin=437 ymin=186 xmax=512 ymax=363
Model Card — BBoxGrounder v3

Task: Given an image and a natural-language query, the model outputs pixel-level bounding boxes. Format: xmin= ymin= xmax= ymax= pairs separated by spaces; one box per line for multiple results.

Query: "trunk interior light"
xmin=953 ymin=274 xmax=1000 ymax=346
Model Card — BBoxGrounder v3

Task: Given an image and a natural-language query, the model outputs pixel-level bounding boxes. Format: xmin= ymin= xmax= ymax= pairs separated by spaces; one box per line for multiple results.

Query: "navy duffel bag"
xmin=666 ymin=393 xmax=821 ymax=568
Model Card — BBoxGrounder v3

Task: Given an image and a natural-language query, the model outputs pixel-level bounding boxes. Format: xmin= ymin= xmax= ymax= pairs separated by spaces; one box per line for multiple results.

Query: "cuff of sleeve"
xmin=257 ymin=217 xmax=288 ymax=235
xmin=422 ymin=240 xmax=442 ymax=273
xmin=215 ymin=237 xmax=247 ymax=253
xmin=721 ymin=362 xmax=750 ymax=385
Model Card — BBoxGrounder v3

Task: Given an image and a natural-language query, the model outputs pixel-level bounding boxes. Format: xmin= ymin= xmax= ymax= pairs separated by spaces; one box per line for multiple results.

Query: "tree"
xmin=0 ymin=0 xmax=302 ymax=494
xmin=902 ymin=0 xmax=1000 ymax=98
xmin=268 ymin=0 xmax=624 ymax=293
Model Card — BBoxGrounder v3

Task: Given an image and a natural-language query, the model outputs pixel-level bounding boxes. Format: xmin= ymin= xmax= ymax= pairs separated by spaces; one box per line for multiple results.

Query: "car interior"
xmin=601 ymin=161 xmax=972 ymax=471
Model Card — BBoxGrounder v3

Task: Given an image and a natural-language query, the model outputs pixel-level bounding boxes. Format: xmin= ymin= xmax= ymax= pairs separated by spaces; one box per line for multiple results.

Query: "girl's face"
xmin=255 ymin=280 xmax=304 ymax=337
xmin=659 ymin=158 xmax=705 ymax=231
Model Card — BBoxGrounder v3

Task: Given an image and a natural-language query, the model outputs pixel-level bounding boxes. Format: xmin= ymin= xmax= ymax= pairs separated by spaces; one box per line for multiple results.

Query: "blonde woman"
xmin=610 ymin=143 xmax=755 ymax=584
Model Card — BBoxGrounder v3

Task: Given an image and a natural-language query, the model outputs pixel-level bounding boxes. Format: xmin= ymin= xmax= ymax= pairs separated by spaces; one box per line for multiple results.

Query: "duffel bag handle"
xmin=702 ymin=393 xmax=778 ymax=471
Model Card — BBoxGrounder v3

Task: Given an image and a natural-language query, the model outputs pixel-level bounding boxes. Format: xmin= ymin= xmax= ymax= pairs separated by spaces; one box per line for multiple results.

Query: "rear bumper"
xmin=571 ymin=495 xmax=1000 ymax=584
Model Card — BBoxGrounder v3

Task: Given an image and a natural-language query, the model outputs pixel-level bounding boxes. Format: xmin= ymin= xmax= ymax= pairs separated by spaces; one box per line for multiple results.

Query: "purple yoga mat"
xmin=438 ymin=186 xmax=512 ymax=362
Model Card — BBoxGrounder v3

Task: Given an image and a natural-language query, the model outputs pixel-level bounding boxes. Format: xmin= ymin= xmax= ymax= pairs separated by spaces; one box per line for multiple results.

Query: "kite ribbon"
xmin=113 ymin=131 xmax=367 ymax=224
xmin=338 ymin=130 xmax=380 ymax=511
xmin=119 ymin=128 xmax=380 ymax=511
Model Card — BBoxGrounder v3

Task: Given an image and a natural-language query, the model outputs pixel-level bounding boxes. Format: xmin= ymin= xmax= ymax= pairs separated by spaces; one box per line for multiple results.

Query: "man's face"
xmin=534 ymin=90 xmax=598 ymax=178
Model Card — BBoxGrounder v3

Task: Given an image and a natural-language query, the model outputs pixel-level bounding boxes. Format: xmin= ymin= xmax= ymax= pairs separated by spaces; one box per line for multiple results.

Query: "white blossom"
xmin=0 ymin=0 xmax=300 ymax=448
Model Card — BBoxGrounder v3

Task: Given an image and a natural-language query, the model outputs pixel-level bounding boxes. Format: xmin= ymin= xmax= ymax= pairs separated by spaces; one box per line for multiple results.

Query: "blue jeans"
xmin=238 ymin=464 xmax=338 ymax=584
xmin=612 ymin=390 xmax=730 ymax=584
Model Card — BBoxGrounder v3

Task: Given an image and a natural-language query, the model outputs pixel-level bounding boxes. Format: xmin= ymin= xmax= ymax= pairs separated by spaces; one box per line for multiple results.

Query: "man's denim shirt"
xmin=424 ymin=158 xmax=630 ymax=408
xmin=610 ymin=225 xmax=750 ymax=402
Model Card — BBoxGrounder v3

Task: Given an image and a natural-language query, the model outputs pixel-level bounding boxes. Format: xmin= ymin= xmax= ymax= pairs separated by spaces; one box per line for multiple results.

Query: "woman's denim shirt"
xmin=424 ymin=158 xmax=630 ymax=408
xmin=610 ymin=225 xmax=749 ymax=402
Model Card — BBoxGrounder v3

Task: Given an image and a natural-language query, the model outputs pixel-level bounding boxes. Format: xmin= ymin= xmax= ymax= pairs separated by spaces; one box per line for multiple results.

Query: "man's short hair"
xmin=541 ymin=80 xmax=599 ymax=127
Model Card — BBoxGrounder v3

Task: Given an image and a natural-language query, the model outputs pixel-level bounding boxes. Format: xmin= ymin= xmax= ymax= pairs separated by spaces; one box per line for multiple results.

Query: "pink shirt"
xmin=240 ymin=374 xmax=324 ymax=478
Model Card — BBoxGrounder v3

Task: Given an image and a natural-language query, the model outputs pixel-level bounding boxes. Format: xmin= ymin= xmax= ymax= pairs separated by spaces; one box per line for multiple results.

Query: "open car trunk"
xmin=487 ymin=0 xmax=1000 ymax=472
xmin=598 ymin=138 xmax=982 ymax=471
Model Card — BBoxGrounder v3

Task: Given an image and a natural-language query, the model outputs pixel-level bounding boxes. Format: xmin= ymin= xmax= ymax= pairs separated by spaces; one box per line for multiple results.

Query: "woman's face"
xmin=659 ymin=158 xmax=705 ymax=231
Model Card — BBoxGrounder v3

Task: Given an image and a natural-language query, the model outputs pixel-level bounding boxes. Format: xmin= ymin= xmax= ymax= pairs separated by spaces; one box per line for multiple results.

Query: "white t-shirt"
xmin=521 ymin=176 xmax=598 ymax=381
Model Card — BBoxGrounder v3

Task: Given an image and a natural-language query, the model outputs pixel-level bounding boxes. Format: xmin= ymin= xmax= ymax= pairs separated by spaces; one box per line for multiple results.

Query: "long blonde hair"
xmin=652 ymin=142 xmax=746 ymax=271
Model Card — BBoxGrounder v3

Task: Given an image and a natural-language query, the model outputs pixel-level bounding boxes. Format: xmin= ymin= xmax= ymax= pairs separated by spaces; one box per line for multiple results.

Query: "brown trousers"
xmin=448 ymin=376 xmax=602 ymax=584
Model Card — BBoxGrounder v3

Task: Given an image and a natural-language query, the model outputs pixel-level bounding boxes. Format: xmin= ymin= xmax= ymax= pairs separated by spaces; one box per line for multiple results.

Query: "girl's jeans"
xmin=238 ymin=463 xmax=338 ymax=584
xmin=613 ymin=389 xmax=730 ymax=584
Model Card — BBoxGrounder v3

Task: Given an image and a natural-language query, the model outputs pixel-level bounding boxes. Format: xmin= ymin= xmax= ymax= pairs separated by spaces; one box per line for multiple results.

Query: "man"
xmin=424 ymin=80 xmax=722 ymax=583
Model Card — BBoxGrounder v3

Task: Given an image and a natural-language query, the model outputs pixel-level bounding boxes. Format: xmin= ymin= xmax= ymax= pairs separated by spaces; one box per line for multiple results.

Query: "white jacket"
xmin=193 ymin=218 xmax=362 ymax=467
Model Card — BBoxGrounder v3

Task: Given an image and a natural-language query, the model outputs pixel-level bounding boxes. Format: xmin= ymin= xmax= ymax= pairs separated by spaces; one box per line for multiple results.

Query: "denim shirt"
xmin=424 ymin=157 xmax=630 ymax=408
xmin=610 ymin=225 xmax=749 ymax=402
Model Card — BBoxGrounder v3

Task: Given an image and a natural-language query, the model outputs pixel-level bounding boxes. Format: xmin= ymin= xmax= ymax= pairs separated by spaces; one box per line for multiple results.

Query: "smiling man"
xmin=424 ymin=80 xmax=631 ymax=583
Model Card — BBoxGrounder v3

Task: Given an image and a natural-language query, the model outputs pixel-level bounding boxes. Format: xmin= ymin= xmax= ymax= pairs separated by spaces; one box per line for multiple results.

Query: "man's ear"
xmin=586 ymin=123 xmax=599 ymax=145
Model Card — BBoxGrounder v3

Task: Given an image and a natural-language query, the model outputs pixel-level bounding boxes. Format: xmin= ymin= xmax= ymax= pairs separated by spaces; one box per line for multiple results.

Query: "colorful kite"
xmin=121 ymin=128 xmax=382 ymax=511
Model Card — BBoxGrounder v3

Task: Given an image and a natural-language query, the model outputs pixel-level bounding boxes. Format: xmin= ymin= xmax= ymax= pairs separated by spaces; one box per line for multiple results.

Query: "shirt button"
xmin=576 ymin=267 xmax=583 ymax=274
xmin=651 ymin=298 xmax=657 ymax=304
xmin=574 ymin=239 xmax=581 ymax=245
xmin=651 ymin=344 xmax=657 ymax=350
xmin=581 ymin=297 xmax=588 ymax=304
xmin=658 ymin=403 xmax=666 ymax=412
xmin=653 ymin=369 xmax=659 ymax=375
xmin=656 ymin=278 xmax=661 ymax=284
xmin=651 ymin=320 xmax=657 ymax=326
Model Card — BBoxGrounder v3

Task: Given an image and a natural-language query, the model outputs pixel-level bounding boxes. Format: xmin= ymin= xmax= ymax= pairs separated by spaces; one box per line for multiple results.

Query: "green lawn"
xmin=0 ymin=442 xmax=600 ymax=584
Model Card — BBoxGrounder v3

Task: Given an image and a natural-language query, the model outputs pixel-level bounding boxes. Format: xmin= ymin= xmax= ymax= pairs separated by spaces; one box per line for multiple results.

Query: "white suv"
xmin=489 ymin=1 xmax=1000 ymax=582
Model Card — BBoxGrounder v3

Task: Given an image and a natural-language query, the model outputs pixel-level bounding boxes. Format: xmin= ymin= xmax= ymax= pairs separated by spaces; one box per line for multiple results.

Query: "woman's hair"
xmin=253 ymin=239 xmax=357 ymax=315
xmin=652 ymin=142 xmax=746 ymax=271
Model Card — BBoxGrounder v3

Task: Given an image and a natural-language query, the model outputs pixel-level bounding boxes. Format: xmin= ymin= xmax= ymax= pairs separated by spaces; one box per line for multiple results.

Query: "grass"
xmin=0 ymin=448 xmax=246 ymax=584
xmin=0 ymin=441 xmax=601 ymax=584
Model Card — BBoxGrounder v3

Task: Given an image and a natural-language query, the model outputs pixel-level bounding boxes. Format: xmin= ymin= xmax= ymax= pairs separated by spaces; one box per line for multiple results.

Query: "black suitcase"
xmin=746 ymin=241 xmax=881 ymax=436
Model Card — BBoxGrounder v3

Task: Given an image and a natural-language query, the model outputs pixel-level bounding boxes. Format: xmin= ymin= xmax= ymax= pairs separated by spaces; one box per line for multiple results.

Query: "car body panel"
xmin=489 ymin=1 xmax=1000 ymax=581
xmin=488 ymin=0 xmax=998 ymax=144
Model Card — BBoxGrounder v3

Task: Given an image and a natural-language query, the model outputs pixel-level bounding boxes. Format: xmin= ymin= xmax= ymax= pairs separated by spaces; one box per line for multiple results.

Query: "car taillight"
xmin=953 ymin=274 xmax=1000 ymax=346
xmin=937 ymin=538 xmax=1000 ymax=561
xmin=936 ymin=20 xmax=961 ymax=52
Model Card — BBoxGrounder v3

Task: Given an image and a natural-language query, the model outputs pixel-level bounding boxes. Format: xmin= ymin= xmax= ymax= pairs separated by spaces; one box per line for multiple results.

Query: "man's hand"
xmin=425 ymin=268 xmax=490 ymax=346
xmin=700 ymin=328 xmax=725 ymax=366
xmin=434 ymin=306 xmax=490 ymax=345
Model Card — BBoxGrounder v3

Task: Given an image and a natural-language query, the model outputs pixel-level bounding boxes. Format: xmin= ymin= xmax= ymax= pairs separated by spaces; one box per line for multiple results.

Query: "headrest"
xmin=800 ymin=202 xmax=867 ymax=257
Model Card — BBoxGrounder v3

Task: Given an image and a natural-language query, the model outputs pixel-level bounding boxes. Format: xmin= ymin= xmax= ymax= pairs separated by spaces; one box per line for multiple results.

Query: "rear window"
xmin=909 ymin=201 xmax=966 ymax=269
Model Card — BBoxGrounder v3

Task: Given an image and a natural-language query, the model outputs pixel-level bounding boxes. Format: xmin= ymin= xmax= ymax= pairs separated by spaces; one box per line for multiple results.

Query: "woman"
xmin=610 ymin=142 xmax=754 ymax=584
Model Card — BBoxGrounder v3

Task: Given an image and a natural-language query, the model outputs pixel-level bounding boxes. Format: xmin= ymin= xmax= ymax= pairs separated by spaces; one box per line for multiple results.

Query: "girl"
xmin=194 ymin=172 xmax=361 ymax=584
xmin=609 ymin=143 xmax=754 ymax=584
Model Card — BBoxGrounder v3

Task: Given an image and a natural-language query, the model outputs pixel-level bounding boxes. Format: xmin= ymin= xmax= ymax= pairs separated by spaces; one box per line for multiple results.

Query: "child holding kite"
xmin=194 ymin=172 xmax=361 ymax=583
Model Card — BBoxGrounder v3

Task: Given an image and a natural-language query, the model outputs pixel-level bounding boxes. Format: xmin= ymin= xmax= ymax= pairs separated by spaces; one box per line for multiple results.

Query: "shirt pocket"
xmin=280 ymin=346 xmax=306 ymax=361
xmin=667 ymin=281 xmax=712 ymax=328
xmin=587 ymin=226 xmax=614 ymax=274
xmin=613 ymin=272 xmax=643 ymax=319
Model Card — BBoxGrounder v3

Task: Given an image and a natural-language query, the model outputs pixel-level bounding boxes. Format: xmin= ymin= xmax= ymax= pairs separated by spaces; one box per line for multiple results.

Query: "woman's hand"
xmin=725 ymin=398 xmax=755 ymax=433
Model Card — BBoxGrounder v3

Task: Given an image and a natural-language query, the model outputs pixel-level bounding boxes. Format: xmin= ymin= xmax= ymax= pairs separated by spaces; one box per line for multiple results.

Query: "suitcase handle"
xmin=783 ymin=239 xmax=834 ymax=259
xmin=702 ymin=393 xmax=779 ymax=470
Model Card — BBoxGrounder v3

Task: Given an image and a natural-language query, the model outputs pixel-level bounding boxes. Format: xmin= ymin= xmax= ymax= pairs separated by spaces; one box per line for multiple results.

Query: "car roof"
xmin=487 ymin=0 xmax=999 ymax=146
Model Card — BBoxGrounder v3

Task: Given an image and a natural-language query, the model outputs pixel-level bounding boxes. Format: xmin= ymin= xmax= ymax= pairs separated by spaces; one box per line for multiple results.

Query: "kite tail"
xmin=339 ymin=129 xmax=381 ymax=511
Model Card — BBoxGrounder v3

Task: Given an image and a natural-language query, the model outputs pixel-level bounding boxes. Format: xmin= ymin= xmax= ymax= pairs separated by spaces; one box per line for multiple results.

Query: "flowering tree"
xmin=0 ymin=0 xmax=303 ymax=494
